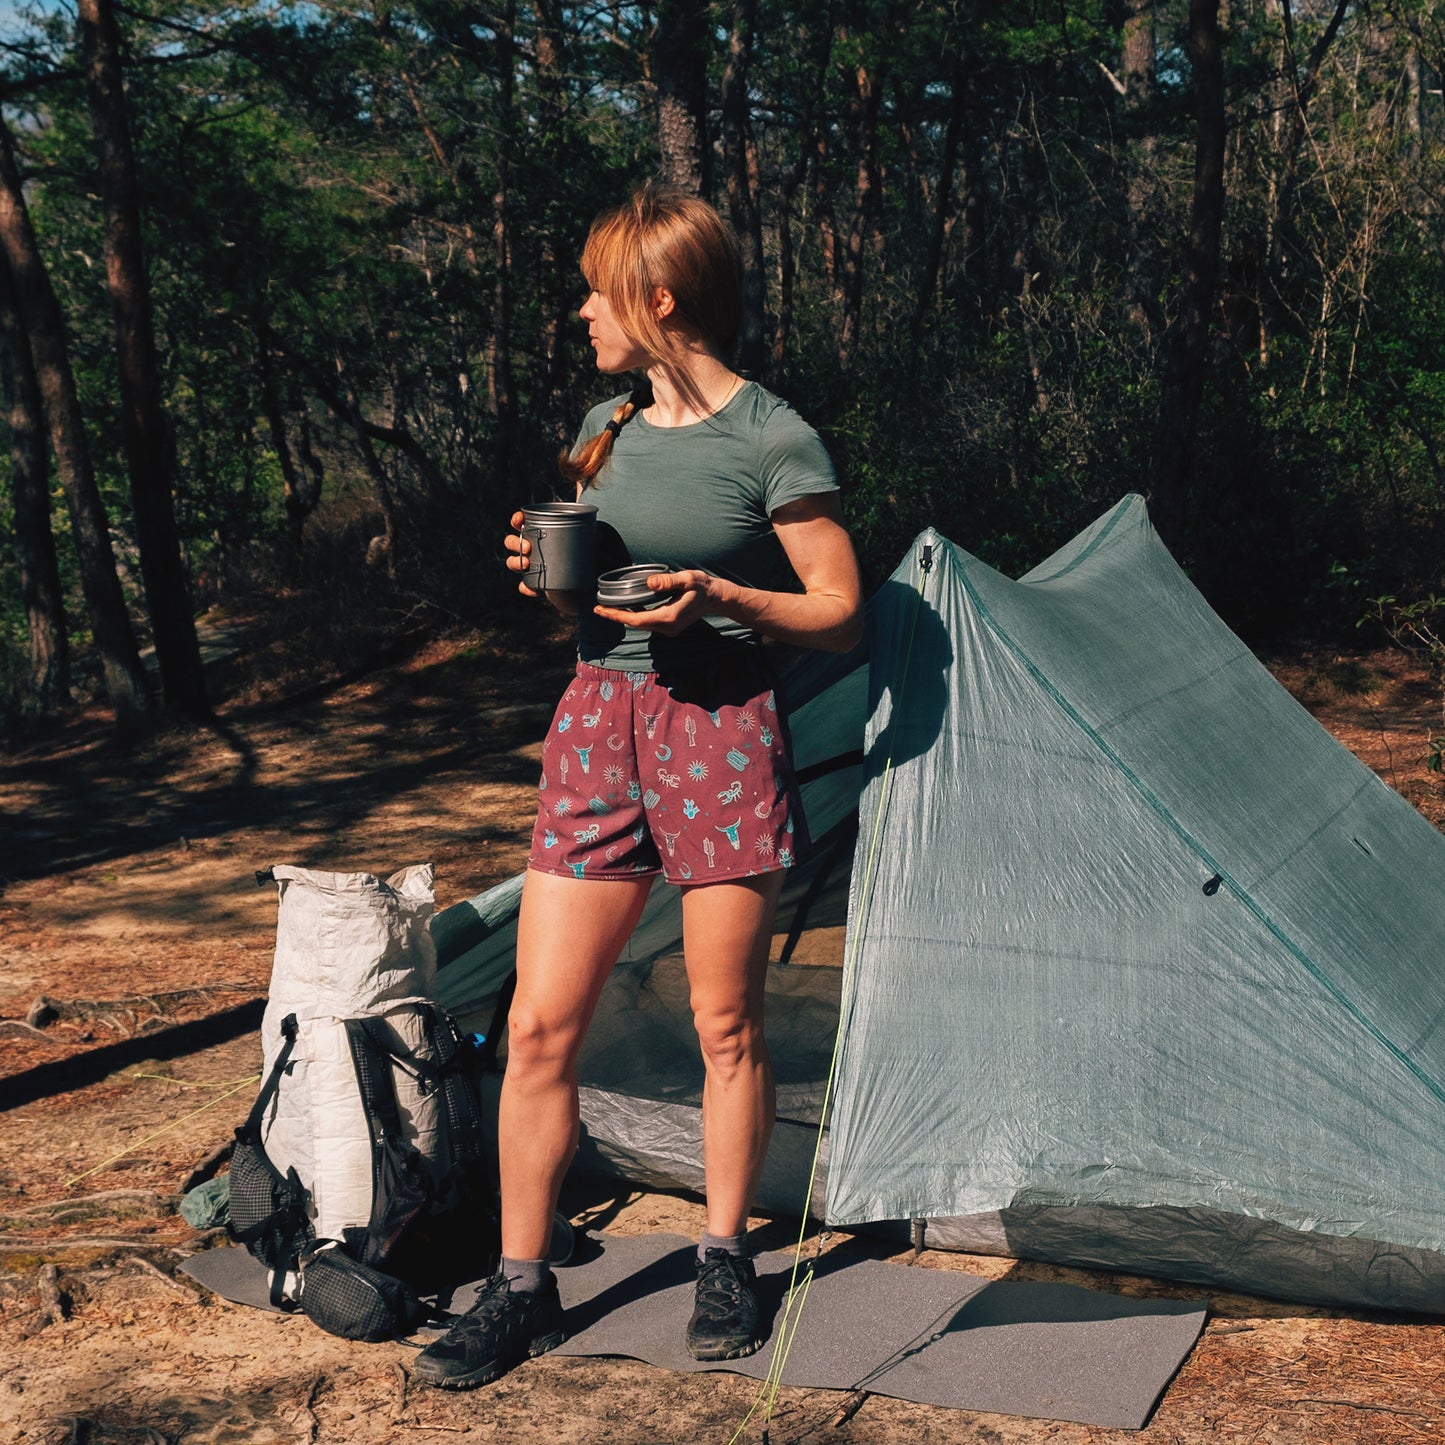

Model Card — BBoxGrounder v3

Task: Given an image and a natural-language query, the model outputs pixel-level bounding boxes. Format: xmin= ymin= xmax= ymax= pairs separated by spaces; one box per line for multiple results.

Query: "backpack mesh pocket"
xmin=298 ymin=1248 xmax=429 ymax=1341
xmin=227 ymin=1135 xmax=315 ymax=1272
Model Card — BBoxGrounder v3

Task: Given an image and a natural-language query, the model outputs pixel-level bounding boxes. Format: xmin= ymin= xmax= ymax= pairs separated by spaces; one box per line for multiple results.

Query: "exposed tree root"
xmin=36 ymin=1263 xmax=68 ymax=1325
xmin=13 ymin=1189 xmax=174 ymax=1222
xmin=123 ymin=1254 xmax=192 ymax=1296
xmin=2 ymin=1236 xmax=172 ymax=1254
xmin=16 ymin=984 xmax=253 ymax=1040
xmin=299 ymin=1372 xmax=324 ymax=1442
xmin=0 ymin=1019 xmax=55 ymax=1040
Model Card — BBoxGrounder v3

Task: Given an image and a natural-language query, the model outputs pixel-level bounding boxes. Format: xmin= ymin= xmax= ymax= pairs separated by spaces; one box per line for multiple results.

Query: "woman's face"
xmin=580 ymin=290 xmax=651 ymax=375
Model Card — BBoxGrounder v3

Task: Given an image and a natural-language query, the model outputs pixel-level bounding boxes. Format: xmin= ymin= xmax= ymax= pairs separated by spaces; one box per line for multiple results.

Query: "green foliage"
xmin=6 ymin=0 xmax=1445 ymax=723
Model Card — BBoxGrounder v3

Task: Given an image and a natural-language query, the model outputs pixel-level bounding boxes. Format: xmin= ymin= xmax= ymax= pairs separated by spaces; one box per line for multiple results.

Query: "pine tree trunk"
xmin=911 ymin=60 xmax=966 ymax=347
xmin=1122 ymin=0 xmax=1163 ymax=342
xmin=336 ymin=356 xmax=399 ymax=575
xmin=488 ymin=0 xmax=519 ymax=499
xmin=533 ymin=0 xmax=573 ymax=447
xmin=0 ymin=119 xmax=152 ymax=731
xmin=771 ymin=20 xmax=833 ymax=375
xmin=256 ymin=321 xmax=318 ymax=540
xmin=721 ymin=0 xmax=765 ymax=378
xmin=1151 ymin=0 xmax=1226 ymax=548
xmin=838 ymin=61 xmax=882 ymax=371
xmin=78 ymin=0 xmax=208 ymax=719
xmin=772 ymin=146 xmax=806 ymax=376
xmin=653 ymin=0 xmax=710 ymax=197
xmin=0 ymin=254 xmax=70 ymax=714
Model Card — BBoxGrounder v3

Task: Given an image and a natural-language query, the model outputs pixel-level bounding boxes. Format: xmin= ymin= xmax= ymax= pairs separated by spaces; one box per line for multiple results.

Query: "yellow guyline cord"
xmin=66 ymin=1073 xmax=261 ymax=1188
xmin=730 ymin=540 xmax=935 ymax=1445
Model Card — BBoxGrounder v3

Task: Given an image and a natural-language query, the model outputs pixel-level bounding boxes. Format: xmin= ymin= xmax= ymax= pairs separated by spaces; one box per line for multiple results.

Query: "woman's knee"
xmin=692 ymin=1006 xmax=767 ymax=1078
xmin=504 ymin=1005 xmax=583 ymax=1082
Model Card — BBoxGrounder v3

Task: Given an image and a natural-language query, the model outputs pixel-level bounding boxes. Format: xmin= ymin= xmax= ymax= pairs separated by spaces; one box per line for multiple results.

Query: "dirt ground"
xmin=2 ymin=621 xmax=1444 ymax=1445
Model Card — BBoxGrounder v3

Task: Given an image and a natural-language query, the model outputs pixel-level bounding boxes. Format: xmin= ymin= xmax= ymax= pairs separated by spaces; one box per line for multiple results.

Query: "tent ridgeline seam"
xmin=953 ymin=548 xmax=1445 ymax=1114
xmin=1019 ymin=493 xmax=1136 ymax=585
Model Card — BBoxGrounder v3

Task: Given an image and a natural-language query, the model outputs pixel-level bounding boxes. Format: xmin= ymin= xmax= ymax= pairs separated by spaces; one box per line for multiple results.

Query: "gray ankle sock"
xmin=698 ymin=1230 xmax=749 ymax=1262
xmin=500 ymin=1255 xmax=549 ymax=1295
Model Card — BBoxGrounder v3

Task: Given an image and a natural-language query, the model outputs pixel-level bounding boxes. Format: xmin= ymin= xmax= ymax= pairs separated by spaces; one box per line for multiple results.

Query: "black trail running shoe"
xmin=686 ymin=1248 xmax=764 ymax=1361
xmin=411 ymin=1273 xmax=565 ymax=1390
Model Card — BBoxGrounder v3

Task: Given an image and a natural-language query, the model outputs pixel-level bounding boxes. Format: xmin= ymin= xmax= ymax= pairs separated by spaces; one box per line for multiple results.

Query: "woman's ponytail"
xmin=558 ymin=381 xmax=652 ymax=488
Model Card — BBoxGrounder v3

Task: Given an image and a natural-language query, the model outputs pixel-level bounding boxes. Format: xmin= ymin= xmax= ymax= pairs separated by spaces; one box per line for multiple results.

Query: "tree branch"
xmin=273 ymin=337 xmax=447 ymax=493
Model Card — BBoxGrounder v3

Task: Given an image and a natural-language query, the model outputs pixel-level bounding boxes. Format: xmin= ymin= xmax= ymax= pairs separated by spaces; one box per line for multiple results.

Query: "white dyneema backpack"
xmin=228 ymin=865 xmax=498 ymax=1340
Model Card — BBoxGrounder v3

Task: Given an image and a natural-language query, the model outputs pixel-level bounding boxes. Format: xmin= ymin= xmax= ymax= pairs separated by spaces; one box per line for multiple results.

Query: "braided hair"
xmin=558 ymin=381 xmax=653 ymax=487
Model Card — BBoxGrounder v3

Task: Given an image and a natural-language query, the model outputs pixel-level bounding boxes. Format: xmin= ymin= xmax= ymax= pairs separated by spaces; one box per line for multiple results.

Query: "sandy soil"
xmin=2 ymin=628 xmax=1443 ymax=1444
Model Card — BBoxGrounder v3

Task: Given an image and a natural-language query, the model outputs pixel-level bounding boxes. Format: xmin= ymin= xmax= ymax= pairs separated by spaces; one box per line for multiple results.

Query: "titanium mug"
xmin=518 ymin=502 xmax=599 ymax=594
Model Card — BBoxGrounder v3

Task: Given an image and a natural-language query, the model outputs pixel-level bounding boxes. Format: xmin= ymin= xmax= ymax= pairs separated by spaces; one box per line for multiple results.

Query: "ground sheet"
xmin=182 ymin=1232 xmax=1206 ymax=1429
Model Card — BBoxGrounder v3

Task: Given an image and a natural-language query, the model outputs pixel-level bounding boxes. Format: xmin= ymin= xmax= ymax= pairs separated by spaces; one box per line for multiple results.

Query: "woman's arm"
xmin=591 ymin=492 xmax=864 ymax=653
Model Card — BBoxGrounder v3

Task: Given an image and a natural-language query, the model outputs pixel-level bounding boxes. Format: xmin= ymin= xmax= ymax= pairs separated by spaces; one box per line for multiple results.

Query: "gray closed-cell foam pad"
xmin=470 ymin=1233 xmax=1206 ymax=1430
xmin=180 ymin=1246 xmax=286 ymax=1313
xmin=182 ymin=1233 xmax=1205 ymax=1429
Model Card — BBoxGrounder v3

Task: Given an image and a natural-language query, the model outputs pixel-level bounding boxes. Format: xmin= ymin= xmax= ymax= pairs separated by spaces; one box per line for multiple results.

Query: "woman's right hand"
xmin=505 ymin=512 xmax=540 ymax=598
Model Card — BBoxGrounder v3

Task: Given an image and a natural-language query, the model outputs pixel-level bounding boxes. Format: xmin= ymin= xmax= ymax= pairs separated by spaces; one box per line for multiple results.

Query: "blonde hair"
xmin=560 ymin=182 xmax=743 ymax=487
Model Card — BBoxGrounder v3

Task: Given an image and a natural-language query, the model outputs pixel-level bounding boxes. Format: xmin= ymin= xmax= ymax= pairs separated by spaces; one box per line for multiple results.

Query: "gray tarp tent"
xmin=433 ymin=494 xmax=1445 ymax=1313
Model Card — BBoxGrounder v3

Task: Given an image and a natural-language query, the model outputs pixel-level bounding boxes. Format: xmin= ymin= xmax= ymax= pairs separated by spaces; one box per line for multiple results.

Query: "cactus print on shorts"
xmin=528 ymin=659 xmax=802 ymax=884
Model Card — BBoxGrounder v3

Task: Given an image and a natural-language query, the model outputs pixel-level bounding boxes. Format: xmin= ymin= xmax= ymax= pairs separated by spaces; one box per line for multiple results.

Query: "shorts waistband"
xmin=573 ymin=661 xmax=656 ymax=684
xmin=573 ymin=648 xmax=775 ymax=690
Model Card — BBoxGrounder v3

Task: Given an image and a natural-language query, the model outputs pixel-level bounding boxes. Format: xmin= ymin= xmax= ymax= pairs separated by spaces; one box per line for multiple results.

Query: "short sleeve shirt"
xmin=573 ymin=381 xmax=839 ymax=671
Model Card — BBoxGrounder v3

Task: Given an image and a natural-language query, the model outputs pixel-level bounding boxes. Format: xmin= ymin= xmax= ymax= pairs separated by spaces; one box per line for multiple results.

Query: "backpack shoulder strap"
xmin=239 ymin=1012 xmax=300 ymax=1141
xmin=342 ymin=1016 xmax=431 ymax=1268
xmin=229 ymin=1013 xmax=311 ymax=1308
xmin=343 ymin=1017 xmax=409 ymax=1138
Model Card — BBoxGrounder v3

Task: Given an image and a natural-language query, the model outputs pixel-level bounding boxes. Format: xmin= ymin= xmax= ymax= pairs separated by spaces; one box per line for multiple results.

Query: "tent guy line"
xmin=748 ymin=538 xmax=935 ymax=1442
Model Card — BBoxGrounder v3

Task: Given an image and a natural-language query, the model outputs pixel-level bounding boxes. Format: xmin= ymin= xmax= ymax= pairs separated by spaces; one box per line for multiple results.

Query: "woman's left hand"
xmin=592 ymin=569 xmax=720 ymax=635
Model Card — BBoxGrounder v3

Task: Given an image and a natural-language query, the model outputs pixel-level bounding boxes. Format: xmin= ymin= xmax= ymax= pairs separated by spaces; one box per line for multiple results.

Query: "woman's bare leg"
xmin=498 ymin=868 xmax=653 ymax=1261
xmin=680 ymin=872 xmax=784 ymax=1237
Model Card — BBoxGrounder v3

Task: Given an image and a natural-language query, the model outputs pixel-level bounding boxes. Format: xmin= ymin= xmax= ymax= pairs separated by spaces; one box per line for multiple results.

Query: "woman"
xmin=414 ymin=182 xmax=862 ymax=1391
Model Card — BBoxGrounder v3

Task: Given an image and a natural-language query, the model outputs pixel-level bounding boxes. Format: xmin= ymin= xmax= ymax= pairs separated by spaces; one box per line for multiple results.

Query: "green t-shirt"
xmin=573 ymin=380 xmax=839 ymax=672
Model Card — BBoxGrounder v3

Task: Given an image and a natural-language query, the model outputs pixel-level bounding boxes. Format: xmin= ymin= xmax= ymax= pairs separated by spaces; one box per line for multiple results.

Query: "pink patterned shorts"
xmin=527 ymin=658 xmax=803 ymax=884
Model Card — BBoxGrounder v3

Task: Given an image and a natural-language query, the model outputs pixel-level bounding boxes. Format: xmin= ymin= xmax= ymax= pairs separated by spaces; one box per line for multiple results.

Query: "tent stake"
xmin=828 ymin=1389 xmax=870 ymax=1427
xmin=910 ymin=1217 xmax=927 ymax=1261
